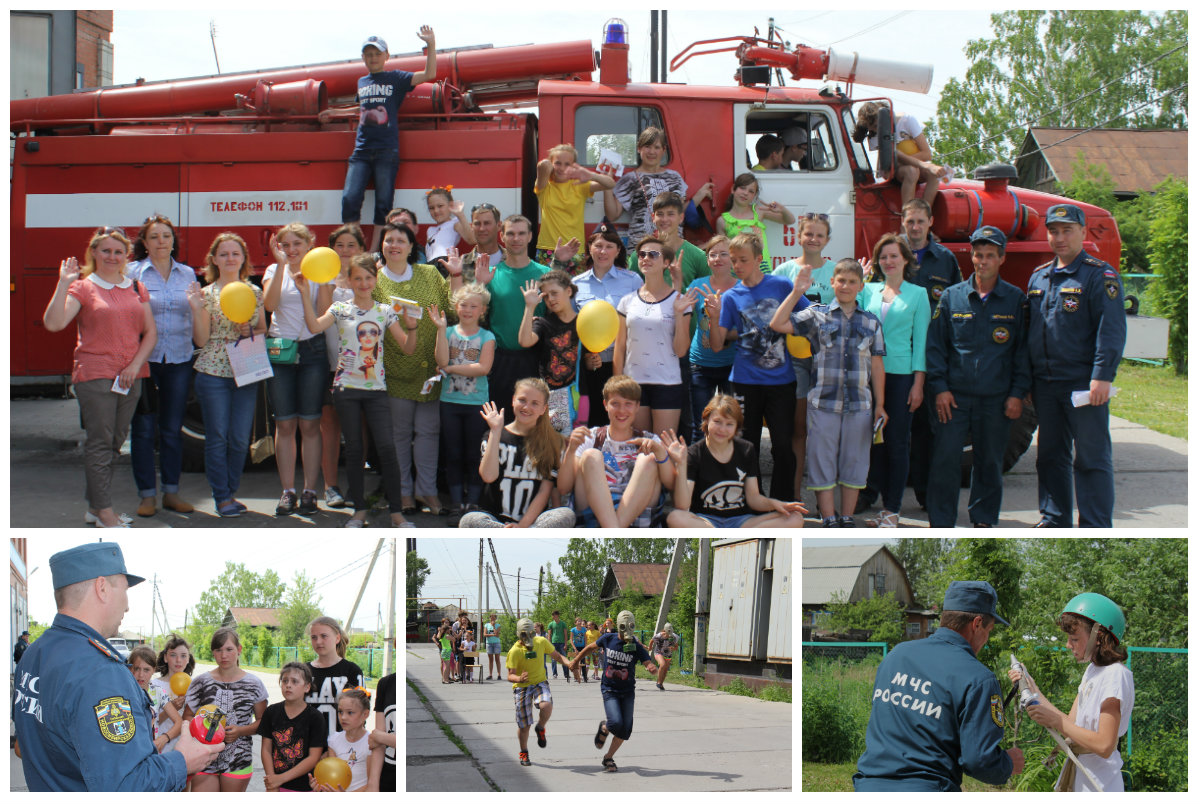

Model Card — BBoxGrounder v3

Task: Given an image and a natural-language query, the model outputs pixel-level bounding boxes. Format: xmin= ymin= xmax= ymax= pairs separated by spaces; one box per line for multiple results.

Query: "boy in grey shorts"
xmin=771 ymin=259 xmax=886 ymax=527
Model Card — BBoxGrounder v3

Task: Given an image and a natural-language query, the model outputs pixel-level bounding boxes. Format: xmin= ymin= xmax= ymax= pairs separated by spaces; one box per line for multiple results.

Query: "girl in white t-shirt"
xmin=296 ymin=254 xmax=419 ymax=527
xmin=310 ymin=687 xmax=374 ymax=792
xmin=424 ymin=187 xmax=476 ymax=266
xmin=1009 ymin=593 xmax=1134 ymax=791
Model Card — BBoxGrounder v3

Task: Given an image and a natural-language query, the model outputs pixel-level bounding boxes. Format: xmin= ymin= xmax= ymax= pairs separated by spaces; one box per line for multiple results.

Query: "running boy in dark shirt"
xmin=338 ymin=27 xmax=438 ymax=251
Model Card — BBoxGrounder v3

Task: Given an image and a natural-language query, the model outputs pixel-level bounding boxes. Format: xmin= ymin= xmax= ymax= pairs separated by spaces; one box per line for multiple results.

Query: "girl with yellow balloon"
xmin=308 ymin=687 xmax=374 ymax=791
xmin=186 ymin=233 xmax=267 ymax=517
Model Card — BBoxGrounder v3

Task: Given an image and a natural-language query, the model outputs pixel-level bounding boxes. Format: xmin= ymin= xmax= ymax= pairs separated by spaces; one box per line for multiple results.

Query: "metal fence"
xmin=1126 ymin=646 xmax=1187 ymax=757
xmin=240 ymin=645 xmax=392 ymax=679
xmin=800 ymin=641 xmax=888 ymax=663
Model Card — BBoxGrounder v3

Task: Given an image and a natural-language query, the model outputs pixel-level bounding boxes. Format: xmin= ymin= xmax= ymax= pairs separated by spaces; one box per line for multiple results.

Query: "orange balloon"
xmin=169 ymin=671 xmax=191 ymax=697
xmin=301 ymin=246 xmax=341 ymax=284
xmin=314 ymin=756 xmax=352 ymax=790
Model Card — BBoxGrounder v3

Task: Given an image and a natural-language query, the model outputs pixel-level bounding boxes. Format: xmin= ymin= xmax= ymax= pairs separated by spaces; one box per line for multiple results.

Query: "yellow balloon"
xmin=219 ymin=281 xmax=257 ymax=324
xmin=897 ymin=139 xmax=919 ymax=156
xmin=786 ymin=334 xmax=811 ymax=359
xmin=314 ymin=756 xmax=352 ymax=790
xmin=576 ymin=300 xmax=619 ymax=353
xmin=169 ymin=672 xmax=191 ymax=697
xmin=301 ymin=246 xmax=340 ymax=283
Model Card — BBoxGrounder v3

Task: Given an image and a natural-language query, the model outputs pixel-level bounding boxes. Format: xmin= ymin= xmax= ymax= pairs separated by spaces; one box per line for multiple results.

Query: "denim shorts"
xmin=695 ymin=512 xmax=756 ymax=528
xmin=268 ymin=336 xmax=328 ymax=421
xmin=792 ymin=356 xmax=814 ymax=399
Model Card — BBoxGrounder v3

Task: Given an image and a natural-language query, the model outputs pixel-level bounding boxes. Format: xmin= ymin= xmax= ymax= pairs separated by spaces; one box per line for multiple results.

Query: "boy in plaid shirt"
xmin=771 ymin=259 xmax=886 ymax=527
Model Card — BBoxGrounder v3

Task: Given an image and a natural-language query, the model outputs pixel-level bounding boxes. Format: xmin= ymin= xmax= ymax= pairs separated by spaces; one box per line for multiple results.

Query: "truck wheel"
xmin=958 ymin=400 xmax=1038 ymax=487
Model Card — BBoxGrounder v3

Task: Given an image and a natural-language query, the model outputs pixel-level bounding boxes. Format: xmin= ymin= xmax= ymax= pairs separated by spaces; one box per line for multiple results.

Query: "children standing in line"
xmin=424 ymin=187 xmax=477 ymax=273
xmin=306 ymin=616 xmax=367 ymax=739
xmin=716 ymin=172 xmax=795 ymax=270
xmin=770 ymin=259 xmax=887 ymax=527
xmin=369 ymin=672 xmax=397 ymax=792
xmin=518 ymin=272 xmax=582 ymax=437
xmin=558 ymin=375 xmax=676 ymax=528
xmin=535 ymin=144 xmax=616 ymax=269
xmin=151 ymin=634 xmax=195 ymax=753
xmin=459 ymin=379 xmax=577 ymax=528
xmin=311 ymin=688 xmax=374 ymax=792
xmin=258 ymin=662 xmax=327 ymax=792
xmin=432 ymin=282 xmax=496 ymax=517
xmin=339 ymin=27 xmax=438 ymax=253
xmin=183 ymin=628 xmax=269 ymax=792
xmin=705 ymin=232 xmax=806 ymax=501
xmin=295 ymin=254 xmax=419 ymax=527
xmin=665 ymin=395 xmax=807 ymax=528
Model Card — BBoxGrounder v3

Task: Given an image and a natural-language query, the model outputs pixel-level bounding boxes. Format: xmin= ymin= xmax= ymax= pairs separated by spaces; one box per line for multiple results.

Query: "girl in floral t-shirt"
xmin=296 ymin=254 xmax=419 ymax=527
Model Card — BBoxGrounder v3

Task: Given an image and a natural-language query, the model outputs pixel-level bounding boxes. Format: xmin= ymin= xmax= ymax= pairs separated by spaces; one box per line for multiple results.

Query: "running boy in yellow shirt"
xmin=507 ymin=618 xmax=571 ymax=767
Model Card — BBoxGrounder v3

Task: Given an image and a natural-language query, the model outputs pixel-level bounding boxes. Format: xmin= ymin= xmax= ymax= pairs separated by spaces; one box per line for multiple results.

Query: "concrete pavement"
xmin=405 ymin=641 xmax=792 ymax=791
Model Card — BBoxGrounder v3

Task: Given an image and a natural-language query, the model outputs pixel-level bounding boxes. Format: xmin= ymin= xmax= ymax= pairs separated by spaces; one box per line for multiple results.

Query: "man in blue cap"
xmin=854 ymin=580 xmax=1024 ymax=791
xmin=12 ymin=541 xmax=222 ymax=791
xmin=1027 ymin=203 xmax=1126 ymax=527
xmin=925 ymin=226 xmax=1031 ymax=527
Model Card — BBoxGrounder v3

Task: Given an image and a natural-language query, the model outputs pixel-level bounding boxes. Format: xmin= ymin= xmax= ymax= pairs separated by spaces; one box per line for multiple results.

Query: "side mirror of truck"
xmin=875 ymin=105 xmax=894 ymax=182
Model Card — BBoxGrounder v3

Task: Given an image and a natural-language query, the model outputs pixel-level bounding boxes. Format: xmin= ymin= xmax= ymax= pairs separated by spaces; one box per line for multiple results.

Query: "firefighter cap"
xmin=50 ymin=542 xmax=145 ymax=591
xmin=970 ymin=226 xmax=1007 ymax=249
xmin=361 ymin=36 xmax=389 ymax=54
xmin=942 ymin=580 xmax=1008 ymax=625
xmin=1045 ymin=203 xmax=1086 ymax=227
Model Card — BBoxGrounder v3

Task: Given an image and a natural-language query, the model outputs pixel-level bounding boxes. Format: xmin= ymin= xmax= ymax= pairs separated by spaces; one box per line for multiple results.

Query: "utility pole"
xmin=650 ymin=11 xmax=659 ymax=83
xmin=655 ymin=539 xmax=687 ymax=635
xmin=517 ymin=568 xmax=521 ymax=619
xmin=693 ymin=538 xmax=711 ymax=680
xmin=346 ymin=539 xmax=386 ymax=631
xmin=538 ymin=566 xmax=544 ymax=606
xmin=385 ymin=537 xmax=396 ymax=675
xmin=149 ymin=574 xmax=157 ymax=651
xmin=487 ymin=539 xmax=515 ymax=615
xmin=478 ymin=540 xmax=484 ymax=628
xmin=209 ymin=20 xmax=221 ymax=74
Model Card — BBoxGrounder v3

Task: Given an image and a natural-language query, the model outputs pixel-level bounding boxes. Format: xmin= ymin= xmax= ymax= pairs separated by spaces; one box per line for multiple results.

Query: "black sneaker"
xmin=297 ymin=489 xmax=319 ymax=515
xmin=519 ymin=751 xmax=531 ymax=766
xmin=275 ymin=490 xmax=297 ymax=516
xmin=822 ymin=516 xmax=839 ymax=528
xmin=839 ymin=515 xmax=856 ymax=528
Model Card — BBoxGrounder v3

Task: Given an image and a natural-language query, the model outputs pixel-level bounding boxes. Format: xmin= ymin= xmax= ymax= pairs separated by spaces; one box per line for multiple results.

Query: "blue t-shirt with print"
xmin=440 ymin=325 xmax=495 ymax=406
xmin=354 ymin=70 xmax=414 ymax=152
xmin=596 ymin=632 xmax=651 ymax=694
xmin=718 ymin=274 xmax=808 ymax=385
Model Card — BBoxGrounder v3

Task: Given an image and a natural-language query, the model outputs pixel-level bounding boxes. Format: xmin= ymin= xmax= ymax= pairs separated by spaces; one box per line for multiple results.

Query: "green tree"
xmin=825 ymin=590 xmax=905 ymax=646
xmin=556 ymin=538 xmax=612 ymax=603
xmin=193 ymin=562 xmax=285 ymax=625
xmin=891 ymin=538 xmax=955 ymax=608
xmin=929 ymin=538 xmax=1023 ymax=641
xmin=1146 ymin=177 xmax=1187 ymax=372
xmin=277 ymin=570 xmax=323 ymax=647
xmin=1057 ymin=155 xmax=1157 ymax=274
xmin=929 ymin=11 xmax=1187 ymax=174
xmin=406 ymin=550 xmax=431 ymax=619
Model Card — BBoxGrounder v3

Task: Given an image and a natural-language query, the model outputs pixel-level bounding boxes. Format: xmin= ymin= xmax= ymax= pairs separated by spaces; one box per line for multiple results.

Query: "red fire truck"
xmin=10 ymin=24 xmax=1121 ymax=470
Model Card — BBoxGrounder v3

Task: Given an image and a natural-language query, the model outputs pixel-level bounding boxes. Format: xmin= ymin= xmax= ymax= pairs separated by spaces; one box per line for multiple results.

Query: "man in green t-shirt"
xmin=507 ymin=617 xmax=571 ymax=767
xmin=546 ymin=610 xmax=569 ymax=680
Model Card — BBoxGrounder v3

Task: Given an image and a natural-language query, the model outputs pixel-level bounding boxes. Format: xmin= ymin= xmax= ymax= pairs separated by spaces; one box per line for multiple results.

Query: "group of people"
xmin=12 ymin=542 xmax=397 ymax=791
xmin=44 ymin=22 xmax=1124 ymax=529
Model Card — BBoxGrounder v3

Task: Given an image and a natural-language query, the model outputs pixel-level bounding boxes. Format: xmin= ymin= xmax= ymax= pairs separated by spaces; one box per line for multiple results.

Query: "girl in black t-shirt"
xmin=517 ymin=270 xmax=581 ymax=438
xmin=459 ymin=378 xmax=577 ymax=528
xmin=306 ymin=616 xmax=366 ymax=740
xmin=666 ymin=392 xmax=808 ymax=528
xmin=258 ymin=662 xmax=326 ymax=792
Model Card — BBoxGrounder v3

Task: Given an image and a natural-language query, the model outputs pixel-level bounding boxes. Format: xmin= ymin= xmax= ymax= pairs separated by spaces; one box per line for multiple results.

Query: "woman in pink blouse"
xmin=43 ymin=227 xmax=157 ymax=528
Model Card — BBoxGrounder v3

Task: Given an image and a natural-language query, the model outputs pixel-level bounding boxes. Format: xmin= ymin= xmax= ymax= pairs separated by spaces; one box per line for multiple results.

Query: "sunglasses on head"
xmin=96 ymin=226 xmax=126 ymax=237
xmin=803 ymin=212 xmax=830 ymax=222
xmin=471 ymin=203 xmax=499 ymax=215
xmin=637 ymin=249 xmax=662 ymax=260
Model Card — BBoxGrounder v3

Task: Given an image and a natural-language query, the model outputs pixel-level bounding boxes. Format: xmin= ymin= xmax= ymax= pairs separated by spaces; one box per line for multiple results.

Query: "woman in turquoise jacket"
xmin=858 ymin=234 xmax=931 ymax=527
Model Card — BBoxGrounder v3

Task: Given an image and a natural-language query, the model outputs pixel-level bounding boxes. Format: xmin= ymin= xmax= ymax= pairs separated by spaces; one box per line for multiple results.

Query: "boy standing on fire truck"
xmin=338 ymin=26 xmax=438 ymax=251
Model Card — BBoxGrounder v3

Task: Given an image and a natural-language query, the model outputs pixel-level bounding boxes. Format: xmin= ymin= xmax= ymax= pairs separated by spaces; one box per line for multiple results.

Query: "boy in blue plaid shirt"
xmin=771 ymin=259 xmax=886 ymax=527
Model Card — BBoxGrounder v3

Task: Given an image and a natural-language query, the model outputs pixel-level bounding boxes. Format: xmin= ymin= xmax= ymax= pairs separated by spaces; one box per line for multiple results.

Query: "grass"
xmin=802 ymin=762 xmax=1007 ymax=792
xmin=1110 ymin=360 xmax=1187 ymax=439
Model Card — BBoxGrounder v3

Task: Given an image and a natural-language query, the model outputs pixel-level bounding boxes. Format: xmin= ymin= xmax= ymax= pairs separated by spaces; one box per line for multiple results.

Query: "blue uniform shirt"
xmin=903 ymin=235 xmax=962 ymax=308
xmin=926 ymin=276 xmax=1031 ymax=399
xmin=854 ymin=628 xmax=1011 ymax=791
xmin=13 ymin=613 xmax=187 ymax=791
xmin=1026 ymin=251 xmax=1126 ymax=385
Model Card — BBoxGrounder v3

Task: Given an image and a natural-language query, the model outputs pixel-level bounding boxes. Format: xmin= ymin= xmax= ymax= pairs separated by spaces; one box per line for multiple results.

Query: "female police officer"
xmin=13 ymin=542 xmax=221 ymax=790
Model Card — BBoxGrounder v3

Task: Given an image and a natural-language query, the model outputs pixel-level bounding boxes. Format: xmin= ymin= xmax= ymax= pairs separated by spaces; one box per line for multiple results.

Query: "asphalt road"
xmin=10 ymin=397 xmax=1189 ymax=528
xmin=405 ymin=641 xmax=793 ymax=792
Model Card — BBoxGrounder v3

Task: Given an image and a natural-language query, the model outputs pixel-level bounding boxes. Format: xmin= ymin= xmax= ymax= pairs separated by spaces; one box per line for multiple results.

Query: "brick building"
xmin=10 ymin=10 xmax=113 ymax=100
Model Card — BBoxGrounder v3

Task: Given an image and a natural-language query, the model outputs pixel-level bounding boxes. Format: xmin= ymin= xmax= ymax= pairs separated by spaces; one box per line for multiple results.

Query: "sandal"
xmin=419 ymin=496 xmax=449 ymax=516
xmin=866 ymin=510 xmax=899 ymax=528
xmin=401 ymin=496 xmax=418 ymax=515
xmin=602 ymin=757 xmax=617 ymax=773
xmin=594 ymin=720 xmax=608 ymax=749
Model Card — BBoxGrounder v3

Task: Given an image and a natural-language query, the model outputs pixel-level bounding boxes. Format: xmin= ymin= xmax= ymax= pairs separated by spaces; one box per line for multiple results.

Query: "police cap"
xmin=50 ymin=542 xmax=145 ymax=590
xmin=1045 ymin=204 xmax=1086 ymax=227
xmin=942 ymin=580 xmax=1008 ymax=625
xmin=969 ymin=226 xmax=1007 ymax=249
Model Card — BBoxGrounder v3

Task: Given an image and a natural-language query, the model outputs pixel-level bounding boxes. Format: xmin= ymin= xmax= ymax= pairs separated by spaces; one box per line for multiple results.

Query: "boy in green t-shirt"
xmin=546 ymin=611 xmax=570 ymax=680
xmin=507 ymin=618 xmax=571 ymax=767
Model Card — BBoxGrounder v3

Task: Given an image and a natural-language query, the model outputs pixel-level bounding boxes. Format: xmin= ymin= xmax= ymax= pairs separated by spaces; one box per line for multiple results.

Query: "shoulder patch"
xmin=94 ymin=696 xmax=136 ymax=743
xmin=1105 ymin=279 xmax=1120 ymax=300
xmin=990 ymin=693 xmax=1004 ymax=728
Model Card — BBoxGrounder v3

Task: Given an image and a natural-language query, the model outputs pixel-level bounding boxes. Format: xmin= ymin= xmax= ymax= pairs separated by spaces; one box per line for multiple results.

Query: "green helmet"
xmin=1062 ymin=593 xmax=1126 ymax=641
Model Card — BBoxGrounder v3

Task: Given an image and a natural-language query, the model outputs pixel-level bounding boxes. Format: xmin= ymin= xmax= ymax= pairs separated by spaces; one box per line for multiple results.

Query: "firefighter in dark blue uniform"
xmin=925 ymin=226 xmax=1030 ymax=527
xmin=855 ymin=581 xmax=1024 ymax=791
xmin=12 ymin=542 xmax=220 ymax=791
xmin=1027 ymin=203 xmax=1126 ymax=527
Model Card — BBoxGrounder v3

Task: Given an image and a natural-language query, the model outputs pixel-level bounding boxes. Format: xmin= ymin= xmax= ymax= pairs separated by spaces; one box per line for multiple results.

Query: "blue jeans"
xmin=341 ymin=148 xmax=400 ymax=226
xmin=440 ymin=401 xmax=487 ymax=507
xmin=689 ymin=363 xmax=733 ymax=442
xmin=1032 ymin=379 xmax=1114 ymax=527
xmin=194 ymin=372 xmax=258 ymax=503
xmin=551 ymin=643 xmax=566 ymax=676
xmin=131 ymin=359 xmax=194 ymax=497
xmin=926 ymin=392 xmax=1011 ymax=527
xmin=867 ymin=373 xmax=916 ymax=513
xmin=602 ymin=688 xmax=636 ymax=740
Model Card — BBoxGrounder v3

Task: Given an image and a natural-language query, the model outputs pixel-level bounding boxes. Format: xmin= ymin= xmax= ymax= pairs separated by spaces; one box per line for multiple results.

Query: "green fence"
xmin=801 ymin=641 xmax=888 ymax=662
xmin=1125 ymin=647 xmax=1187 ymax=757
xmin=239 ymin=646 xmax=392 ymax=679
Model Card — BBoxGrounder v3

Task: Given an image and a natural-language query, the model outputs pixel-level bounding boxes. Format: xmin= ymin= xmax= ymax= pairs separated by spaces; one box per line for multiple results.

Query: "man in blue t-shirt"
xmin=569 ymin=611 xmax=658 ymax=773
xmin=338 ymin=26 xmax=438 ymax=251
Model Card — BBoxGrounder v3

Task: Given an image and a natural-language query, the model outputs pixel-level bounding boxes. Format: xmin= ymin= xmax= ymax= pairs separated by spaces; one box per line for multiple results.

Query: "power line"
xmin=819 ymin=12 xmax=911 ymax=47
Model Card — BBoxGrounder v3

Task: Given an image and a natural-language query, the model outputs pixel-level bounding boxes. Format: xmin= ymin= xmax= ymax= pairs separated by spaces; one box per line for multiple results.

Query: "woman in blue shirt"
xmin=127 ymin=215 xmax=196 ymax=519
xmin=858 ymin=234 xmax=931 ymax=527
